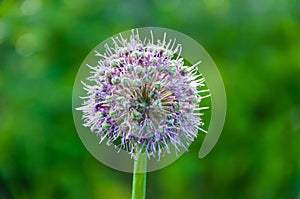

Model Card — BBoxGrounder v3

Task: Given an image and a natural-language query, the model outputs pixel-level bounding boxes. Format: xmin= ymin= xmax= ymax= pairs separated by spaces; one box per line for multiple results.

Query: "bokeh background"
xmin=1 ymin=0 xmax=300 ymax=198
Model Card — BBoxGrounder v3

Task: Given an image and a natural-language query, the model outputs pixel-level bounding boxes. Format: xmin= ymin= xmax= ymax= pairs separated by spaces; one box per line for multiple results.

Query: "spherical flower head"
xmin=77 ymin=29 xmax=210 ymax=160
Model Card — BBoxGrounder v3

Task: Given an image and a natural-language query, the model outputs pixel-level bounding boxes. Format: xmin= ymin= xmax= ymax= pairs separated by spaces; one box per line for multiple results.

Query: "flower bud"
xmin=173 ymin=102 xmax=180 ymax=111
xmin=126 ymin=65 xmax=133 ymax=72
xmin=154 ymin=82 xmax=163 ymax=90
xmin=109 ymin=110 xmax=117 ymax=118
xmin=105 ymin=70 xmax=111 ymax=77
xmin=148 ymin=66 xmax=156 ymax=74
xmin=121 ymin=77 xmax=130 ymax=87
xmin=110 ymin=60 xmax=119 ymax=68
xmin=134 ymin=65 xmax=145 ymax=75
xmin=102 ymin=121 xmax=111 ymax=130
xmin=111 ymin=76 xmax=120 ymax=85
xmin=167 ymin=65 xmax=176 ymax=74
xmin=150 ymin=90 xmax=159 ymax=99
xmin=96 ymin=111 xmax=104 ymax=118
xmin=159 ymin=127 xmax=167 ymax=134
xmin=143 ymin=76 xmax=152 ymax=83
xmin=131 ymin=109 xmax=142 ymax=120
xmin=152 ymin=100 xmax=161 ymax=109
xmin=105 ymin=96 xmax=113 ymax=103
xmin=133 ymin=79 xmax=142 ymax=87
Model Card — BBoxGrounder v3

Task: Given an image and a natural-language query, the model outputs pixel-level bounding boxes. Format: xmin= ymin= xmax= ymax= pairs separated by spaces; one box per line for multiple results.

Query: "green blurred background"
xmin=1 ymin=0 xmax=300 ymax=198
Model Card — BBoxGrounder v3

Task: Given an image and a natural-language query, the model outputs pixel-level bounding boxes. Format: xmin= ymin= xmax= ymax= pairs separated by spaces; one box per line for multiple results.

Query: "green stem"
xmin=131 ymin=153 xmax=147 ymax=199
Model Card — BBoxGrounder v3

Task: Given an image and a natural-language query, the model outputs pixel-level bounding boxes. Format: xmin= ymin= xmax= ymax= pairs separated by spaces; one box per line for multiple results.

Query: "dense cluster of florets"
xmin=77 ymin=29 xmax=210 ymax=159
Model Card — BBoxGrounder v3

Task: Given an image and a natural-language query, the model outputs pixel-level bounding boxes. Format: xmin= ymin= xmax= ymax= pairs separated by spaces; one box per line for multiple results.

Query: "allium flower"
xmin=77 ymin=29 xmax=210 ymax=160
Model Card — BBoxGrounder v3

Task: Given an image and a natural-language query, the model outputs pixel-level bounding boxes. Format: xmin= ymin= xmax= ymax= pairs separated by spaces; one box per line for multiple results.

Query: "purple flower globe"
xmin=76 ymin=29 xmax=210 ymax=160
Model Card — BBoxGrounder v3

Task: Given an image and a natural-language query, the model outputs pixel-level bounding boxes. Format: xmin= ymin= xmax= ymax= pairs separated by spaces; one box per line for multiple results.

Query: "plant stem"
xmin=131 ymin=153 xmax=147 ymax=199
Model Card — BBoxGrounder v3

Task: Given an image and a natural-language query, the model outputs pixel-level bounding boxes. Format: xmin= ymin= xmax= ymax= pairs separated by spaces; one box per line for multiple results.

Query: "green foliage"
xmin=1 ymin=0 xmax=300 ymax=198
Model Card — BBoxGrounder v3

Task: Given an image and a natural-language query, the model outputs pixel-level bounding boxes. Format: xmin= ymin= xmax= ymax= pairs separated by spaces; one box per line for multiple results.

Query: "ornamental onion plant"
xmin=76 ymin=29 xmax=210 ymax=199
